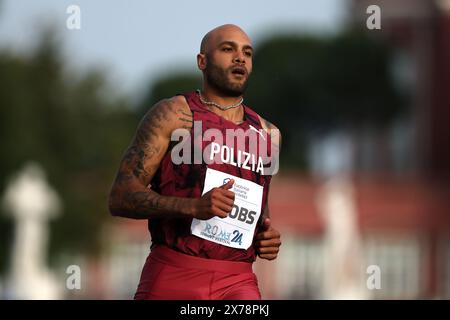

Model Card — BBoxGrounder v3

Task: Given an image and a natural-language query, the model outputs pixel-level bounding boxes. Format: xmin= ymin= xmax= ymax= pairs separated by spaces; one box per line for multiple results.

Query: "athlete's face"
xmin=198 ymin=27 xmax=253 ymax=97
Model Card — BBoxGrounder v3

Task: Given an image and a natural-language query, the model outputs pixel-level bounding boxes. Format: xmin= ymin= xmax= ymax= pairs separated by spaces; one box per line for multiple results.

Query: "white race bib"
xmin=191 ymin=168 xmax=263 ymax=249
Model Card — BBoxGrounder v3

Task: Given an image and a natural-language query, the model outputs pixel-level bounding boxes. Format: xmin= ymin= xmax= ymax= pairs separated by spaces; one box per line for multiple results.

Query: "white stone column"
xmin=2 ymin=162 xmax=62 ymax=299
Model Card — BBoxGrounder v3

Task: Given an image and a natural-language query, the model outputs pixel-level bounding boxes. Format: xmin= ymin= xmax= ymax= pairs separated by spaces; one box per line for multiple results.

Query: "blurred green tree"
xmin=137 ymin=73 xmax=201 ymax=117
xmin=246 ymin=29 xmax=406 ymax=169
xmin=0 ymin=31 xmax=136 ymax=272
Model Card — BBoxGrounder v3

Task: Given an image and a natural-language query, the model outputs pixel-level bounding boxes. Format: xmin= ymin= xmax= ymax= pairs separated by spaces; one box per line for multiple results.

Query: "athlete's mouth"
xmin=230 ymin=66 xmax=247 ymax=76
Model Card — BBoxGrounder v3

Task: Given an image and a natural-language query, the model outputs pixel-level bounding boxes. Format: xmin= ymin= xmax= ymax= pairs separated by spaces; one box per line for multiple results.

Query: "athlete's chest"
xmin=189 ymin=110 xmax=269 ymax=176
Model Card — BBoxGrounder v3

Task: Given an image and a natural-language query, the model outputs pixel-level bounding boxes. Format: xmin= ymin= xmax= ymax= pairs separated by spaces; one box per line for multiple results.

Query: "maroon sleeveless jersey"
xmin=148 ymin=91 xmax=273 ymax=262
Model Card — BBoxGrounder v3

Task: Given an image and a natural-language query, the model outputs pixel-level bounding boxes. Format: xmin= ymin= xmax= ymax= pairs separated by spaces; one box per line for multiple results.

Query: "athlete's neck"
xmin=199 ymin=85 xmax=244 ymax=123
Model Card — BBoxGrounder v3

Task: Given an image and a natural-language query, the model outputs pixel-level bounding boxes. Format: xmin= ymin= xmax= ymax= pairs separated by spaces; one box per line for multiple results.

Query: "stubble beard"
xmin=204 ymin=58 xmax=249 ymax=97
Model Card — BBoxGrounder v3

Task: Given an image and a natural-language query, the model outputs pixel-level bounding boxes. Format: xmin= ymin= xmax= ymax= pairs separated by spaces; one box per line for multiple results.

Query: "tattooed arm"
xmin=108 ymin=96 xmax=235 ymax=220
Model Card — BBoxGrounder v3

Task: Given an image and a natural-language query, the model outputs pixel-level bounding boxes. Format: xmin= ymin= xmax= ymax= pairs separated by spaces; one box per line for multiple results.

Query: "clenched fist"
xmin=254 ymin=218 xmax=281 ymax=260
xmin=188 ymin=179 xmax=235 ymax=220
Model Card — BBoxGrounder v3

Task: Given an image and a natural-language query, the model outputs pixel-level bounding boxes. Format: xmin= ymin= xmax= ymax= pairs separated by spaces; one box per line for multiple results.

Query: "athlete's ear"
xmin=197 ymin=53 xmax=206 ymax=71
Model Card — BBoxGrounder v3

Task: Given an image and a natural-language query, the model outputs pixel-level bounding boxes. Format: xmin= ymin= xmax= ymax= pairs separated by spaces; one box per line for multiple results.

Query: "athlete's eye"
xmin=222 ymin=47 xmax=232 ymax=52
xmin=244 ymin=51 xmax=253 ymax=57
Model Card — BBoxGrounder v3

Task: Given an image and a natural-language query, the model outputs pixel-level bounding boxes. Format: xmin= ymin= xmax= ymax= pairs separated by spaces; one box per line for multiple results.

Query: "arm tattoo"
xmin=177 ymin=108 xmax=193 ymax=129
xmin=124 ymin=101 xmax=175 ymax=184
xmin=122 ymin=190 xmax=188 ymax=219
xmin=110 ymin=99 xmax=193 ymax=219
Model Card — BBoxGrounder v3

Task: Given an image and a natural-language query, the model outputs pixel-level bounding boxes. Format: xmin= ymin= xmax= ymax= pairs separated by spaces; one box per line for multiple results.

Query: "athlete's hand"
xmin=255 ymin=218 xmax=281 ymax=261
xmin=189 ymin=179 xmax=235 ymax=220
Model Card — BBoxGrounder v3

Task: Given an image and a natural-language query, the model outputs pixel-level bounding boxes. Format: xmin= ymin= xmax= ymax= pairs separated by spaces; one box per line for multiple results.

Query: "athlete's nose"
xmin=233 ymin=52 xmax=246 ymax=64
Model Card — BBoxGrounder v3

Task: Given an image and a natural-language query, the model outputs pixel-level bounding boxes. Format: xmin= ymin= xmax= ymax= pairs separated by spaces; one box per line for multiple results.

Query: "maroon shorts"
xmin=134 ymin=245 xmax=261 ymax=300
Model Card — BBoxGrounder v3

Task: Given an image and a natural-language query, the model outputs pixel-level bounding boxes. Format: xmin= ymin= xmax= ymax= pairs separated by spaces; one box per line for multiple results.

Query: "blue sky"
xmin=0 ymin=0 xmax=347 ymax=98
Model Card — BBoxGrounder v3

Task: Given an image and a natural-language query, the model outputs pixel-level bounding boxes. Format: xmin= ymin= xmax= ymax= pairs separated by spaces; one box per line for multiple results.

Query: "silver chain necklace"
xmin=196 ymin=89 xmax=243 ymax=111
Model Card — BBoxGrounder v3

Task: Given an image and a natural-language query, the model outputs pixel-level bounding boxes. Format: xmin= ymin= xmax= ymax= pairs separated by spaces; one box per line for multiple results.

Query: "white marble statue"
xmin=2 ymin=162 xmax=62 ymax=299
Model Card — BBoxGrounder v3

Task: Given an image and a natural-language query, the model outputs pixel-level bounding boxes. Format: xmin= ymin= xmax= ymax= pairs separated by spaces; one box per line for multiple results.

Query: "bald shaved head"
xmin=200 ymin=24 xmax=251 ymax=54
xmin=197 ymin=24 xmax=253 ymax=97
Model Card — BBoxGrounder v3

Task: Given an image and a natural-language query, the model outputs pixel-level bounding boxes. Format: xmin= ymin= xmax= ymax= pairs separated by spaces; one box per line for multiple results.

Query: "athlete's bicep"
xmin=117 ymin=99 xmax=183 ymax=187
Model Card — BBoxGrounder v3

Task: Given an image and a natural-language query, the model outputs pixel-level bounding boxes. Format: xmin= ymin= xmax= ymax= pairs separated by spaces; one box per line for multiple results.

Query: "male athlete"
xmin=109 ymin=24 xmax=281 ymax=300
